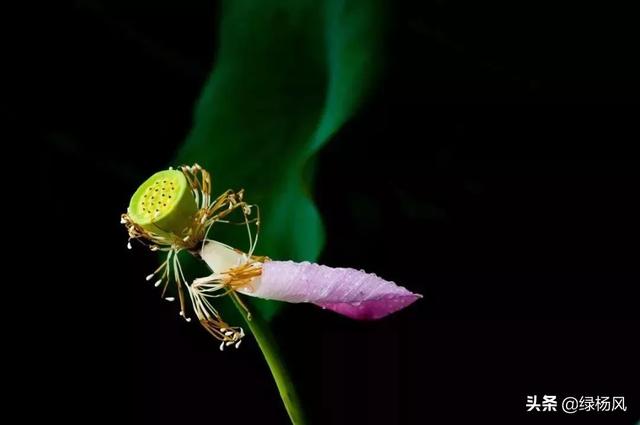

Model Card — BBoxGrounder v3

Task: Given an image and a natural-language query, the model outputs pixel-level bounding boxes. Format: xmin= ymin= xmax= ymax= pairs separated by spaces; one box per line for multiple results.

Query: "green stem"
xmin=230 ymin=295 xmax=307 ymax=425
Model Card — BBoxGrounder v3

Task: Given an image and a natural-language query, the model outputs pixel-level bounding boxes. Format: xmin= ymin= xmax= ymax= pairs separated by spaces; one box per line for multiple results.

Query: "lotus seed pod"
xmin=127 ymin=169 xmax=198 ymax=237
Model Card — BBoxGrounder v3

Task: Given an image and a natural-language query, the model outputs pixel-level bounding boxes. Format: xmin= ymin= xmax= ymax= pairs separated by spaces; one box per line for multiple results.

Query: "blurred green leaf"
xmin=176 ymin=0 xmax=386 ymax=320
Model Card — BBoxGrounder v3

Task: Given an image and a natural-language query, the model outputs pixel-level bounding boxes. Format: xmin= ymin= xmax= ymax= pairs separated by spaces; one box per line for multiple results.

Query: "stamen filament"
xmin=122 ymin=164 xmax=263 ymax=347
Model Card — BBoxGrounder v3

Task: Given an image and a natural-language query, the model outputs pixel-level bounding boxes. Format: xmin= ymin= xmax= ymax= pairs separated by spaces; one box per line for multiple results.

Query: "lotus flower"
xmin=122 ymin=164 xmax=421 ymax=349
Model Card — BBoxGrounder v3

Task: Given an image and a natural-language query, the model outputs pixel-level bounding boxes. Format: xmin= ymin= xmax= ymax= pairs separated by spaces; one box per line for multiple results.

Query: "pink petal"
xmin=247 ymin=261 xmax=421 ymax=320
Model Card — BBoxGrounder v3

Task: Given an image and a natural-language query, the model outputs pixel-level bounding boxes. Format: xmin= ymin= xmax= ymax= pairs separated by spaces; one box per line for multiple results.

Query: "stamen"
xmin=122 ymin=164 xmax=261 ymax=350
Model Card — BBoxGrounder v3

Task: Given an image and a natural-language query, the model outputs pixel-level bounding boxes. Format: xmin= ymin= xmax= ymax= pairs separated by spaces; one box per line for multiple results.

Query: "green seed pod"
xmin=128 ymin=169 xmax=198 ymax=237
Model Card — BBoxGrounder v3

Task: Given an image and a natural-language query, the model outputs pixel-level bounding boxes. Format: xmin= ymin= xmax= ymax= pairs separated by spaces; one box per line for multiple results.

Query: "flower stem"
xmin=230 ymin=294 xmax=307 ymax=425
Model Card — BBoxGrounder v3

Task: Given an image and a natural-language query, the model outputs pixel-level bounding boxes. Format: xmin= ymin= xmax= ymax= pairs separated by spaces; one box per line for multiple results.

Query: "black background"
xmin=40 ymin=1 xmax=638 ymax=424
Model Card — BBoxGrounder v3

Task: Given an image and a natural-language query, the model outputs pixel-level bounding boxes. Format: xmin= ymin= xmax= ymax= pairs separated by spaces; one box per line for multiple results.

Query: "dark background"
xmin=40 ymin=1 xmax=638 ymax=424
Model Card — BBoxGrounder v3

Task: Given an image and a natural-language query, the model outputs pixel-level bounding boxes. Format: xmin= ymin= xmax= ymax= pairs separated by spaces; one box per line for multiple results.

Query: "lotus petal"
xmin=201 ymin=241 xmax=421 ymax=320
xmin=248 ymin=261 xmax=421 ymax=320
